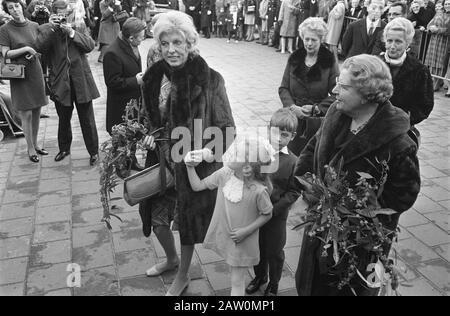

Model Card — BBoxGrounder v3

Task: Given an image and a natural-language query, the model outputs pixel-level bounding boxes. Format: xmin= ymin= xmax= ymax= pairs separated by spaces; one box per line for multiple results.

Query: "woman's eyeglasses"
xmin=335 ymin=78 xmax=353 ymax=89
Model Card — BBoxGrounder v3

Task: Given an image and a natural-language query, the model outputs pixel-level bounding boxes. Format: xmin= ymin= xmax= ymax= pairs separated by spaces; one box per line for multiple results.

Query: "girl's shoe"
xmin=146 ymin=262 xmax=179 ymax=277
xmin=166 ymin=277 xmax=190 ymax=296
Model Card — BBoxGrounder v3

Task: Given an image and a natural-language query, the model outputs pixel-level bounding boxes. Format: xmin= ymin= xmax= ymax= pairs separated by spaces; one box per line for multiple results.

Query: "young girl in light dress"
xmin=185 ymin=136 xmax=275 ymax=296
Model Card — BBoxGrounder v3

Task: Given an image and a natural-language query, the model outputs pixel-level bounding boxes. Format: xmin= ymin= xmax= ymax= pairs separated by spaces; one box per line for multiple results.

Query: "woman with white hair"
xmin=140 ymin=10 xmax=235 ymax=296
xmin=381 ymin=17 xmax=434 ymax=126
xmin=279 ymin=17 xmax=339 ymax=156
xmin=294 ymin=54 xmax=421 ymax=296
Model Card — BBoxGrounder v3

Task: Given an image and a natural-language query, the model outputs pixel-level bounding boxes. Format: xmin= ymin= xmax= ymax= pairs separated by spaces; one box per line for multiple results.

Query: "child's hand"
xmin=230 ymin=227 xmax=250 ymax=244
xmin=184 ymin=150 xmax=203 ymax=167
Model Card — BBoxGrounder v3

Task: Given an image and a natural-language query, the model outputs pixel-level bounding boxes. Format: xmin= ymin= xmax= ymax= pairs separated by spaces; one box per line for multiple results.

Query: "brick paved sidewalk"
xmin=0 ymin=37 xmax=448 ymax=296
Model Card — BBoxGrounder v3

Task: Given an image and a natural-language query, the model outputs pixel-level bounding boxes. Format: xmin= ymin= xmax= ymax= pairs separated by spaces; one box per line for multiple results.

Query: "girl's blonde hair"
xmin=223 ymin=136 xmax=275 ymax=193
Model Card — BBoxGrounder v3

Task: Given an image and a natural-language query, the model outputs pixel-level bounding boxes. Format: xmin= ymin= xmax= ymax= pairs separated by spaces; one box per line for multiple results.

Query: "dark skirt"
xmin=10 ymin=56 xmax=47 ymax=111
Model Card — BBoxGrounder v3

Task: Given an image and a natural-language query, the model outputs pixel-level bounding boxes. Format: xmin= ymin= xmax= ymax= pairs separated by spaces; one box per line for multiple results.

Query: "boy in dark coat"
xmin=246 ymin=108 xmax=301 ymax=296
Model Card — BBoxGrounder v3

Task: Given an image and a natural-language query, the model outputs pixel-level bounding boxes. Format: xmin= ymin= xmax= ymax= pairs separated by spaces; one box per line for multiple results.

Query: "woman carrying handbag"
xmin=0 ymin=0 xmax=48 ymax=162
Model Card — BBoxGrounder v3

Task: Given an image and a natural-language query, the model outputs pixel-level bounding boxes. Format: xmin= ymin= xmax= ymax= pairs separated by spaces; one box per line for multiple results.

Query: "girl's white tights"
xmin=230 ymin=266 xmax=248 ymax=296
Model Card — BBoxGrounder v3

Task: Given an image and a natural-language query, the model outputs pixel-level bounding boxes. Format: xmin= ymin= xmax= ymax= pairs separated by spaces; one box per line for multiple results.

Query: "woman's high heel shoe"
xmin=28 ymin=151 xmax=39 ymax=163
xmin=35 ymin=148 xmax=49 ymax=155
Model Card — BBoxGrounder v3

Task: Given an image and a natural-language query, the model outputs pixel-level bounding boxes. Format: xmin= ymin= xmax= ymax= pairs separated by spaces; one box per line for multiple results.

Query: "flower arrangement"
xmin=293 ymin=157 xmax=401 ymax=295
xmin=99 ymin=99 xmax=148 ymax=229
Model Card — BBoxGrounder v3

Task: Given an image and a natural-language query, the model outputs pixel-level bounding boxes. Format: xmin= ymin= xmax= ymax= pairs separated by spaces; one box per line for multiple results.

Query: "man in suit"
xmin=103 ymin=17 xmax=146 ymax=171
xmin=36 ymin=0 xmax=100 ymax=165
xmin=341 ymin=0 xmax=386 ymax=58
xmin=346 ymin=0 xmax=363 ymax=19
xmin=372 ymin=2 xmax=408 ymax=55
xmin=103 ymin=17 xmax=145 ymax=135
xmin=184 ymin=0 xmax=202 ymax=31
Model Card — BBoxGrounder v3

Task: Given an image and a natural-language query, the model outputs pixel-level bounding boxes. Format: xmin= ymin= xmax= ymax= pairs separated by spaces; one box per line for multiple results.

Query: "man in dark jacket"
xmin=200 ymin=0 xmax=212 ymax=38
xmin=184 ymin=0 xmax=202 ymax=31
xmin=36 ymin=0 xmax=100 ymax=165
xmin=341 ymin=0 xmax=386 ymax=58
xmin=103 ymin=17 xmax=145 ymax=134
xmin=103 ymin=17 xmax=145 ymax=170
xmin=372 ymin=1 xmax=408 ymax=55
xmin=27 ymin=0 xmax=51 ymax=25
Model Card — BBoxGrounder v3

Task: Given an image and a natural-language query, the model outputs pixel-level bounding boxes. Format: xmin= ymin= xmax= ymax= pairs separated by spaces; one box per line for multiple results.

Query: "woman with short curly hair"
xmin=381 ymin=17 xmax=434 ymax=126
xmin=140 ymin=10 xmax=235 ymax=296
xmin=279 ymin=17 xmax=339 ymax=156
xmin=294 ymin=54 xmax=421 ymax=296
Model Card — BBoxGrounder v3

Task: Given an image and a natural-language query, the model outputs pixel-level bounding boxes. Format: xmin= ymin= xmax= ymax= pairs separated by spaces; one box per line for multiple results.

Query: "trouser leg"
xmin=267 ymin=217 xmax=287 ymax=284
xmin=253 ymin=224 xmax=269 ymax=280
xmin=55 ymin=101 xmax=74 ymax=153
xmin=75 ymin=100 xmax=99 ymax=156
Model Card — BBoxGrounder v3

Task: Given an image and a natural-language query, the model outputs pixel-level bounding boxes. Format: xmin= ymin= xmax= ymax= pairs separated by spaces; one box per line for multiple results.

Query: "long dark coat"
xmin=279 ymin=46 xmax=339 ymax=156
xmin=294 ymin=101 xmax=421 ymax=296
xmin=103 ymin=36 xmax=142 ymax=134
xmin=201 ymin=0 xmax=213 ymax=28
xmin=36 ymin=23 xmax=100 ymax=107
xmin=341 ymin=18 xmax=386 ymax=58
xmin=98 ymin=0 xmax=121 ymax=45
xmin=382 ymin=54 xmax=434 ymax=126
xmin=140 ymin=55 xmax=235 ymax=245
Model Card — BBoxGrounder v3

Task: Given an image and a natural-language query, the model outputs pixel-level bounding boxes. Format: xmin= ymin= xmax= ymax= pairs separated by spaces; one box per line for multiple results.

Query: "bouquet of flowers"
xmin=293 ymin=157 xmax=401 ymax=295
xmin=99 ymin=99 xmax=147 ymax=229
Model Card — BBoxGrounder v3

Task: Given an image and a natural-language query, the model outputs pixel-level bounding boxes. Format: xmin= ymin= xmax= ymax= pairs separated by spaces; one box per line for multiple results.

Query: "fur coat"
xmin=382 ymin=54 xmax=434 ymax=126
xmin=140 ymin=55 xmax=235 ymax=245
xmin=294 ymin=101 xmax=421 ymax=296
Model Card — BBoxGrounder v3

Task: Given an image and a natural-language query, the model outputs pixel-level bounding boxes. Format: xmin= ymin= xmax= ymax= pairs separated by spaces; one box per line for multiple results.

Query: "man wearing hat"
xmin=36 ymin=0 xmax=100 ymax=165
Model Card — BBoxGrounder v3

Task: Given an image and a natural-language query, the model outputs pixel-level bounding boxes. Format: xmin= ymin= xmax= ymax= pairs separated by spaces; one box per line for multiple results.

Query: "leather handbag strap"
xmin=141 ymin=85 xmax=170 ymax=197
xmin=158 ymin=143 xmax=167 ymax=196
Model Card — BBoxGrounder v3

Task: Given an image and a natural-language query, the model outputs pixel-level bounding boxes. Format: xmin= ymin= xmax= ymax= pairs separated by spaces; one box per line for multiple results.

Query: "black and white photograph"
xmin=0 ymin=0 xmax=448 ymax=299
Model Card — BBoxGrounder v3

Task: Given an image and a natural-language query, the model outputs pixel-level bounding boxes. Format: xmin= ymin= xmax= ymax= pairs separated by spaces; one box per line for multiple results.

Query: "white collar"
xmin=271 ymin=145 xmax=289 ymax=155
xmin=278 ymin=146 xmax=289 ymax=155
xmin=366 ymin=17 xmax=380 ymax=28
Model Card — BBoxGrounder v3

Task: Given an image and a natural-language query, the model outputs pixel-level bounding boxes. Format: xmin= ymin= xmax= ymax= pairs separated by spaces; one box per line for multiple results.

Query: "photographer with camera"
xmin=26 ymin=0 xmax=51 ymax=25
xmin=36 ymin=0 xmax=100 ymax=166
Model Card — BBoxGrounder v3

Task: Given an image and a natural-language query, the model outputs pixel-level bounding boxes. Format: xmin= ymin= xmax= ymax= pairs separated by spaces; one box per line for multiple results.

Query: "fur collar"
xmin=316 ymin=101 xmax=411 ymax=177
xmin=289 ymin=46 xmax=335 ymax=82
xmin=142 ymin=55 xmax=211 ymax=133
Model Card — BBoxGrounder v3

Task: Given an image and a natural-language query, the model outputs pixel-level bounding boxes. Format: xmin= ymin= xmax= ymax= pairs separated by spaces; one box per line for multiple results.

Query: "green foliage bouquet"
xmin=293 ymin=157 xmax=401 ymax=295
xmin=99 ymin=99 xmax=148 ymax=229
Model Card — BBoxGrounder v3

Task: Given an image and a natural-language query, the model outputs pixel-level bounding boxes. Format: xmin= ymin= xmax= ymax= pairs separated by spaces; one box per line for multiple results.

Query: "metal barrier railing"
xmin=414 ymin=30 xmax=450 ymax=81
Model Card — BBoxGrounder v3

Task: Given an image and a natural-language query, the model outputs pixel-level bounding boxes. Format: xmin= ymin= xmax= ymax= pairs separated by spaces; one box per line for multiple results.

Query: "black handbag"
xmin=123 ymin=139 xmax=174 ymax=206
xmin=0 ymin=51 xmax=25 ymax=80
xmin=123 ymin=88 xmax=174 ymax=206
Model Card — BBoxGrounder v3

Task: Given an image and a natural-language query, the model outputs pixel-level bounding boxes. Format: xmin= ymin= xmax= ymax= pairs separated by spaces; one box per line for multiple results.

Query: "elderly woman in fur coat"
xmin=140 ymin=11 xmax=235 ymax=296
xmin=279 ymin=17 xmax=339 ymax=156
xmin=294 ymin=54 xmax=421 ymax=296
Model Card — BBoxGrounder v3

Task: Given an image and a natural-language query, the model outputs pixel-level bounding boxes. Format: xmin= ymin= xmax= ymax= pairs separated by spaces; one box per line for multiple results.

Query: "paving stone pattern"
xmin=0 ymin=37 xmax=448 ymax=296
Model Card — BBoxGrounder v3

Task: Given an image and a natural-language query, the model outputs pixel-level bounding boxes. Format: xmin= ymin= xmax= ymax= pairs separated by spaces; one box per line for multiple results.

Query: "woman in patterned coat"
xmin=423 ymin=0 xmax=450 ymax=91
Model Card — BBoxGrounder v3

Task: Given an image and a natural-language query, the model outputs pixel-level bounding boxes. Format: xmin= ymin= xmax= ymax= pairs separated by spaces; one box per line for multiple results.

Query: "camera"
xmin=51 ymin=14 xmax=67 ymax=25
